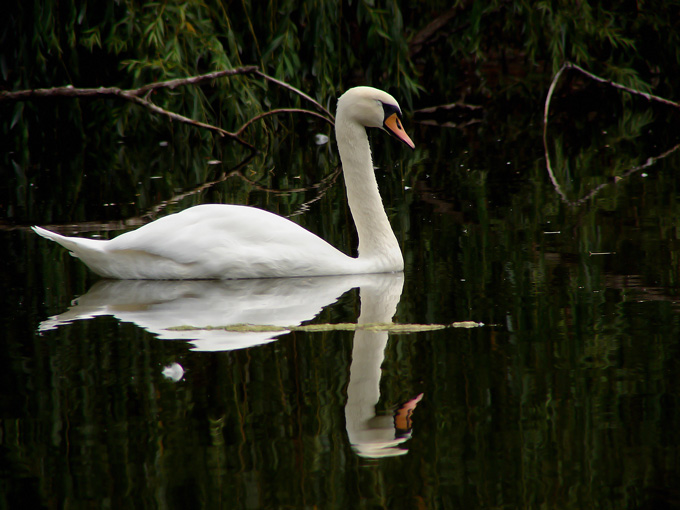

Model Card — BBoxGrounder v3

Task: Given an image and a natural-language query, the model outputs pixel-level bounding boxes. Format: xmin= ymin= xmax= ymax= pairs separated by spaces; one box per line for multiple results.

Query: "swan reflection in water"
xmin=345 ymin=273 xmax=424 ymax=457
xmin=39 ymin=273 xmax=422 ymax=457
xmin=40 ymin=275 xmax=362 ymax=351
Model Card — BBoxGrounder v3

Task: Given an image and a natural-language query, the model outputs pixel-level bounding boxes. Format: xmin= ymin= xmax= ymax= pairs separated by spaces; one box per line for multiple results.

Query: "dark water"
xmin=2 ymin=89 xmax=680 ymax=509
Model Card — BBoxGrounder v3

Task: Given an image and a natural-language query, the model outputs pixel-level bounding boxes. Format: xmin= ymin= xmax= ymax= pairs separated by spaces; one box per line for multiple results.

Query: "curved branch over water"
xmin=236 ymin=108 xmax=334 ymax=136
xmin=0 ymin=66 xmax=335 ymax=151
xmin=543 ymin=62 xmax=680 ymax=206
xmin=7 ymin=158 xmax=344 ymax=235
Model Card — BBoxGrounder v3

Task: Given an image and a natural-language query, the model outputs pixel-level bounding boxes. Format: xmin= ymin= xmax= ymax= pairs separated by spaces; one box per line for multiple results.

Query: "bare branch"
xmin=0 ymin=85 xmax=125 ymax=101
xmin=543 ymin=62 xmax=680 ymax=206
xmin=409 ymin=6 xmax=459 ymax=58
xmin=1 ymin=66 xmax=337 ymax=151
xmin=0 ymin=70 xmax=262 ymax=148
xmin=543 ymin=63 xmax=569 ymax=129
xmin=564 ymin=62 xmax=680 ymax=109
xmin=543 ymin=63 xmax=572 ymax=204
xmin=0 ymin=66 xmax=261 ymax=102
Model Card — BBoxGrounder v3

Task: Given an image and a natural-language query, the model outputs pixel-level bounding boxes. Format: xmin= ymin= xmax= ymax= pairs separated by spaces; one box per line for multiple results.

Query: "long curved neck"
xmin=335 ymin=114 xmax=402 ymax=267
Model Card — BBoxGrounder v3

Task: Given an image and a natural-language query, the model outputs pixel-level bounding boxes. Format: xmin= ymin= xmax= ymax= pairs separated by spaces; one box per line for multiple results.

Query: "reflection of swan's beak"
xmin=394 ymin=393 xmax=424 ymax=436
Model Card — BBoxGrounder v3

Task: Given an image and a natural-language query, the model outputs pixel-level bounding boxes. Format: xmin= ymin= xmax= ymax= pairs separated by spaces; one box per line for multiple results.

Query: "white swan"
xmin=32 ymin=86 xmax=414 ymax=279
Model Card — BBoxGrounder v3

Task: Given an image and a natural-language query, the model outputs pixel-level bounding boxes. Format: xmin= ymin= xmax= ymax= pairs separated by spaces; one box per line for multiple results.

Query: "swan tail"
xmin=32 ymin=226 xmax=106 ymax=258
xmin=32 ymin=226 xmax=200 ymax=279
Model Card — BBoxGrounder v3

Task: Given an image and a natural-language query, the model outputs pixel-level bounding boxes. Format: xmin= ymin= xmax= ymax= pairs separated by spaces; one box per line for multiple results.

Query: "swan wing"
xmin=106 ymin=204 xmax=356 ymax=278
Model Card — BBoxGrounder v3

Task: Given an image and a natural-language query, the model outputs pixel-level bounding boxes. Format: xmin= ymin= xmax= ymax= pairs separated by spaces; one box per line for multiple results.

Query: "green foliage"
xmin=410 ymin=1 xmax=680 ymax=102
xmin=2 ymin=0 xmax=680 ymax=195
xmin=3 ymin=1 xmax=680 ymax=129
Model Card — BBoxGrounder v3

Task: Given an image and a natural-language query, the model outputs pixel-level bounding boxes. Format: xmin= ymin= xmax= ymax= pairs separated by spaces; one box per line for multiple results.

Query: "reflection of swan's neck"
xmin=336 ymin=114 xmax=402 ymax=268
xmin=345 ymin=274 xmax=408 ymax=458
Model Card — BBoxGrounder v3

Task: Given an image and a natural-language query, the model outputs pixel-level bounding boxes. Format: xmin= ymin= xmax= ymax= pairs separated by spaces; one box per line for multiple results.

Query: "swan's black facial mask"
xmin=381 ymin=103 xmax=415 ymax=149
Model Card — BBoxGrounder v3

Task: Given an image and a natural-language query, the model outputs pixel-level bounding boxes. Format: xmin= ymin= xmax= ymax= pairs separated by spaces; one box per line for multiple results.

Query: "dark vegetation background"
xmin=2 ymin=4 xmax=680 ymax=509
xmin=3 ymin=0 xmax=680 ymax=147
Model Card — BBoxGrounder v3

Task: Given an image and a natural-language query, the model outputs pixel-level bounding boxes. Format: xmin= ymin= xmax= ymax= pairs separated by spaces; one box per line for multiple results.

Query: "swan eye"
xmin=381 ymin=102 xmax=403 ymax=123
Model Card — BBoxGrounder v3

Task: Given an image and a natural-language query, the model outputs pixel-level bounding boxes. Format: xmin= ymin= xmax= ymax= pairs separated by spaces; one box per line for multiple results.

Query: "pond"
xmin=2 ymin=82 xmax=680 ymax=509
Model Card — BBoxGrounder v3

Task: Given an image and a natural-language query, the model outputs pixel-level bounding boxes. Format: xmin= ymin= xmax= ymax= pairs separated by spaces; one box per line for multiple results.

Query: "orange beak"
xmin=384 ymin=112 xmax=415 ymax=149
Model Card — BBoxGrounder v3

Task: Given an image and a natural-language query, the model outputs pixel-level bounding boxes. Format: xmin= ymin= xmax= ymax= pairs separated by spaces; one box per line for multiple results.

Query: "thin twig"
xmin=255 ymin=70 xmax=333 ymax=119
xmin=123 ymin=92 xmax=256 ymax=150
xmin=287 ymin=166 xmax=343 ymax=218
xmin=133 ymin=66 xmax=259 ymax=96
xmin=543 ymin=63 xmax=569 ymax=129
xmin=236 ymin=107 xmax=334 ymax=136
xmin=543 ymin=63 xmax=571 ymax=204
xmin=141 ymin=155 xmax=256 ymax=220
xmin=564 ymin=62 xmax=680 ymax=109
xmin=570 ymin=141 xmax=680 ymax=206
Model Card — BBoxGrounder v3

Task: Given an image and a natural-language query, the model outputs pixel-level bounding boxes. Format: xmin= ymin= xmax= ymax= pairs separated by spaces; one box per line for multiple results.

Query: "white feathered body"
xmin=33 ymin=203 xmax=400 ymax=279
xmin=32 ymin=86 xmax=410 ymax=280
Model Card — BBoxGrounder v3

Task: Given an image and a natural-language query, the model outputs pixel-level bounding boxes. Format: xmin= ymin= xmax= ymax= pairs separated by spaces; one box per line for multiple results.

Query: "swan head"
xmin=337 ymin=86 xmax=415 ymax=149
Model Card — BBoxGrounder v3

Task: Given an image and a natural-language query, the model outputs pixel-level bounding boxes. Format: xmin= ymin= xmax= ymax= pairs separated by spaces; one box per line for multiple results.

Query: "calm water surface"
xmin=2 ymin=93 xmax=680 ymax=509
